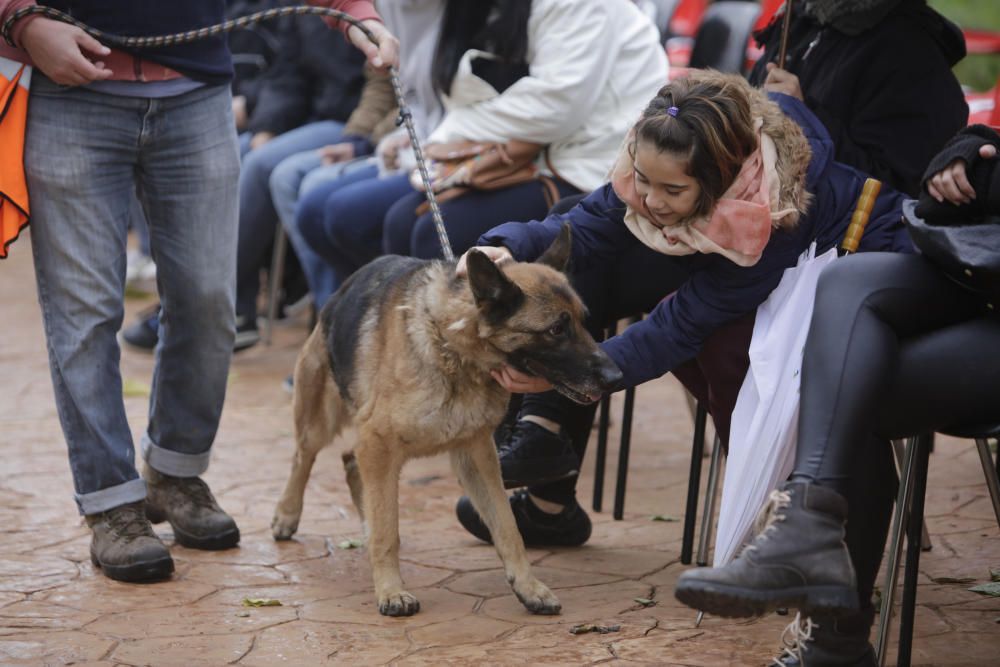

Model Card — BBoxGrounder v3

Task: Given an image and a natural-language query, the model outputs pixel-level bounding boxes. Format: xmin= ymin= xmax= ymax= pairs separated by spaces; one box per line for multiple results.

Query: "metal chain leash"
xmin=3 ymin=4 xmax=455 ymax=260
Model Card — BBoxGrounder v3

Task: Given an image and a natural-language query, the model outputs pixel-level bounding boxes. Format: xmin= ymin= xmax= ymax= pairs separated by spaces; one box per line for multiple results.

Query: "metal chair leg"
xmin=263 ymin=223 xmax=289 ymax=346
xmin=681 ymin=403 xmax=708 ymax=565
xmin=876 ymin=436 xmax=919 ymax=667
xmin=592 ymin=323 xmax=617 ymax=513
xmin=898 ymin=433 xmax=931 ymax=667
xmin=891 ymin=439 xmax=932 ymax=551
xmin=696 ymin=434 xmax=723 ymax=566
xmin=613 ymin=385 xmax=636 ymax=520
xmin=975 ymin=438 xmax=1000 ymax=529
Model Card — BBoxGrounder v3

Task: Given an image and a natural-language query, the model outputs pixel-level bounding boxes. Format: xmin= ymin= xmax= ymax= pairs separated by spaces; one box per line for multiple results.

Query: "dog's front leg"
xmin=354 ymin=441 xmax=419 ymax=617
xmin=451 ymin=441 xmax=561 ymax=615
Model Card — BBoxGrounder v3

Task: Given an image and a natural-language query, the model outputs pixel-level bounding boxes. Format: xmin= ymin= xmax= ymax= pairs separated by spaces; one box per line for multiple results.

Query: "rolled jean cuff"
xmin=76 ymin=478 xmax=147 ymax=516
xmin=141 ymin=433 xmax=211 ymax=478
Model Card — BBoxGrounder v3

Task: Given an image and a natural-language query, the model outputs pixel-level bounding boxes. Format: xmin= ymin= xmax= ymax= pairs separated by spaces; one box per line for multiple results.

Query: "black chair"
xmin=875 ymin=425 xmax=1000 ymax=667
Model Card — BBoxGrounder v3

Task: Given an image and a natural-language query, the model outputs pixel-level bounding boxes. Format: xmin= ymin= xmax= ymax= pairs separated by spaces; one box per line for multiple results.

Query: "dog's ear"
xmin=466 ymin=249 xmax=524 ymax=322
xmin=536 ymin=222 xmax=572 ymax=273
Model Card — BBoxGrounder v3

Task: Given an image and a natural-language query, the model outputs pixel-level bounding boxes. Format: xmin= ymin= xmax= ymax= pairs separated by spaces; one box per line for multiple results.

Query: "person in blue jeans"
xmin=0 ymin=0 xmax=396 ymax=583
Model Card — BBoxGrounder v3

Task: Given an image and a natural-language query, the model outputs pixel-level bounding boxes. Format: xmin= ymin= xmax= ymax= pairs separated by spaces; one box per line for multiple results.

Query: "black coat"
xmin=749 ymin=0 xmax=968 ymax=197
xmin=247 ymin=13 xmax=366 ymax=136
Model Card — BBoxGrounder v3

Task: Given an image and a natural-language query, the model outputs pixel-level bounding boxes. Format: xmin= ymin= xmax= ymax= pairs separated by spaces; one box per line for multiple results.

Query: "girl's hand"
xmin=927 ymin=144 xmax=998 ymax=205
xmin=763 ymin=63 xmax=803 ymax=101
xmin=455 ymin=245 xmax=514 ymax=277
xmin=491 ymin=364 xmax=553 ymax=394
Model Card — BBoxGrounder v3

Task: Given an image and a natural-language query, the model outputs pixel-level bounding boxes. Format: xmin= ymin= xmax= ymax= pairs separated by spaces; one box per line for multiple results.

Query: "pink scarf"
xmin=610 ymin=121 xmax=793 ymax=267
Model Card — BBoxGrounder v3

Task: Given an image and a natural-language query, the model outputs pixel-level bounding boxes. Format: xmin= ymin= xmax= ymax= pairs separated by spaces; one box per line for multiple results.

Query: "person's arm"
xmin=916 ymin=125 xmax=1000 ymax=220
xmin=245 ymin=25 xmax=311 ymax=138
xmin=332 ymin=65 xmax=396 ymax=159
xmin=601 ymin=245 xmax=799 ymax=390
xmin=428 ymin=0 xmax=618 ymax=145
xmin=310 ymin=0 xmax=398 ymax=69
xmin=477 ymin=184 xmax=638 ymax=271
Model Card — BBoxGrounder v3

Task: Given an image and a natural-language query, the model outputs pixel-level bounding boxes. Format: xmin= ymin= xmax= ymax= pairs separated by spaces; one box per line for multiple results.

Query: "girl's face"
xmin=633 ymin=139 xmax=701 ymax=228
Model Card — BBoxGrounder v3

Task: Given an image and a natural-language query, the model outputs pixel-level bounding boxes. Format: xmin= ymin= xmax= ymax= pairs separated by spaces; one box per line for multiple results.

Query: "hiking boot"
xmin=120 ymin=305 xmax=161 ymax=352
xmin=674 ymin=481 xmax=858 ymax=618
xmin=498 ymin=420 xmax=579 ymax=489
xmin=86 ymin=501 xmax=174 ymax=583
xmin=143 ymin=465 xmax=240 ymax=550
xmin=455 ymin=489 xmax=592 ymax=547
xmin=771 ymin=608 xmax=876 ymax=667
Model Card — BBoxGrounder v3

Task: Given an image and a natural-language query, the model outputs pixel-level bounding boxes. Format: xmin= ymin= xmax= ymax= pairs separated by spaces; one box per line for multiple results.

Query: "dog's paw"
xmin=377 ymin=590 xmax=421 ymax=617
xmin=270 ymin=512 xmax=300 ymax=541
xmin=513 ymin=578 xmax=561 ymax=615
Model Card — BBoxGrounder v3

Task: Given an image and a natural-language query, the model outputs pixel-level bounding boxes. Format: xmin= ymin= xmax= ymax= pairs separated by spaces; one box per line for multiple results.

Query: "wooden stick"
xmin=777 ymin=1 xmax=794 ymax=69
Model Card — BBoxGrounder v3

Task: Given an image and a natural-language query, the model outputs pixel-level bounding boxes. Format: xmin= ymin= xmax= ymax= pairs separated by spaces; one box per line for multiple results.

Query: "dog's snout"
xmin=595 ymin=357 xmax=623 ymax=391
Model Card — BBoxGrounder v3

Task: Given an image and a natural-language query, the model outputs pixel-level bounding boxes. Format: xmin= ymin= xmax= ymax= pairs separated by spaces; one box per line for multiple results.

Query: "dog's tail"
xmin=341 ymin=450 xmax=365 ymax=522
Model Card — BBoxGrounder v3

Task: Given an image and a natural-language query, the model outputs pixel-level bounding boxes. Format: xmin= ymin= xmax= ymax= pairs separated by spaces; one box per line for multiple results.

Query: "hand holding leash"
xmin=347 ymin=18 xmax=398 ymax=69
xmin=18 ymin=18 xmax=112 ymax=85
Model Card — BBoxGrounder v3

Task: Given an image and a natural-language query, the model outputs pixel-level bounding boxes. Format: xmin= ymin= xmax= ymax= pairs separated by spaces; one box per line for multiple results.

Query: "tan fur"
xmin=270 ymin=255 xmax=602 ymax=617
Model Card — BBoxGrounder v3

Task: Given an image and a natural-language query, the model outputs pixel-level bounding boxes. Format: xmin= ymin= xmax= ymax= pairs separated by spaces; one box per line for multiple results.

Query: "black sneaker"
xmin=120 ymin=305 xmax=161 ymax=352
xmin=498 ymin=420 xmax=579 ymax=489
xmin=86 ymin=501 xmax=175 ymax=583
xmin=143 ymin=465 xmax=240 ymax=550
xmin=233 ymin=316 xmax=260 ymax=353
xmin=455 ymin=490 xmax=592 ymax=547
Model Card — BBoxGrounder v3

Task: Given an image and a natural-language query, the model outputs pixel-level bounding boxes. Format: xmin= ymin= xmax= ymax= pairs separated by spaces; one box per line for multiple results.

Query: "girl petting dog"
xmin=456 ymin=70 xmax=915 ymax=662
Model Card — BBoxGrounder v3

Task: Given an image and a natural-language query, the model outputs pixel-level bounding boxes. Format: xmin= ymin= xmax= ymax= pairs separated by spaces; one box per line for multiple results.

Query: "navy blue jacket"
xmin=479 ymin=94 xmax=915 ymax=390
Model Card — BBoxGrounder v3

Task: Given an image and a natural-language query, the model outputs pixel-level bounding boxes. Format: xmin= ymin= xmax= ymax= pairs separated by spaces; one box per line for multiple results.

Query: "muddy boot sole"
xmin=90 ymin=549 xmax=174 ymax=583
xmin=674 ymin=579 xmax=858 ymax=618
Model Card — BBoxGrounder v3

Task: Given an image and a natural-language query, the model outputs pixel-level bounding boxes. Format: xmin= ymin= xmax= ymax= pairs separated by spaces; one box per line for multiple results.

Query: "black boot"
xmin=771 ymin=607 xmax=876 ymax=667
xmin=674 ymin=481 xmax=858 ymax=618
xmin=144 ymin=465 xmax=240 ymax=550
xmin=497 ymin=420 xmax=579 ymax=489
xmin=86 ymin=501 xmax=174 ymax=583
xmin=455 ymin=490 xmax=592 ymax=547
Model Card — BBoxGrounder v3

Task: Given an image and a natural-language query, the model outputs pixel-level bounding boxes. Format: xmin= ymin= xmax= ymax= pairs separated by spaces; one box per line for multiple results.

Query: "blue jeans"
xmin=25 ymin=75 xmax=241 ymax=515
xmin=236 ymin=120 xmax=345 ymax=320
xmin=270 ymin=153 xmax=377 ymax=309
xmin=297 ymin=172 xmax=413 ymax=304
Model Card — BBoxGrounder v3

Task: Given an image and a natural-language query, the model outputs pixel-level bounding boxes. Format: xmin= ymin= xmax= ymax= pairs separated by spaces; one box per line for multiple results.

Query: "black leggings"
xmin=794 ymin=252 xmax=1000 ymax=486
xmin=791 ymin=253 xmax=1000 ymax=607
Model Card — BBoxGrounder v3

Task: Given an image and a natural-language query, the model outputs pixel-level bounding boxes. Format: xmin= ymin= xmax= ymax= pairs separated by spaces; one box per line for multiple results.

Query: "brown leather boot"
xmin=144 ymin=465 xmax=240 ymax=550
xmin=86 ymin=501 xmax=174 ymax=582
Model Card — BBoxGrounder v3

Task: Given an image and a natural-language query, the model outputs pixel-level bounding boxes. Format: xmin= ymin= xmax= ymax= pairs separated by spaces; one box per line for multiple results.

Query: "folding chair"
xmin=875 ymin=425 xmax=1000 ymax=667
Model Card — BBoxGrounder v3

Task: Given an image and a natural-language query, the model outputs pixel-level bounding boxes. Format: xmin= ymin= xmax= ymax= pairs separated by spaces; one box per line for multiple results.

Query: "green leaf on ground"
xmin=969 ymin=582 xmax=1000 ymax=597
xmin=633 ymin=597 xmax=656 ymax=607
xmin=242 ymin=597 xmax=282 ymax=607
xmin=569 ymin=623 xmax=621 ymax=635
xmin=122 ymin=378 xmax=150 ymax=398
xmin=650 ymin=515 xmax=679 ymax=522
xmin=338 ymin=539 xmax=364 ymax=550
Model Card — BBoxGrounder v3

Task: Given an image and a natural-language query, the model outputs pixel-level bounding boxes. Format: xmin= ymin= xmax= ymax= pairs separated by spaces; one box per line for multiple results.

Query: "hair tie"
xmin=667 ymin=105 xmax=679 ymax=117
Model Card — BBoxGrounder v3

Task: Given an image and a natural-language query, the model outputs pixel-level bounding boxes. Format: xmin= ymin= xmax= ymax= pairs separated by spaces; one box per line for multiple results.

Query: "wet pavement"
xmin=1 ymin=234 xmax=998 ymax=666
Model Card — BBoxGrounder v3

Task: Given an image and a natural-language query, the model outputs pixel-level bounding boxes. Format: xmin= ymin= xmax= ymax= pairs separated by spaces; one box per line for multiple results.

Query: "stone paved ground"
xmin=2 ymin=234 xmax=998 ymax=666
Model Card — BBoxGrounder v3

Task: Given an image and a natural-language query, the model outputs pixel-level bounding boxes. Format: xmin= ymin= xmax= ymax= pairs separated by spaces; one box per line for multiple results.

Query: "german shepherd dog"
xmin=270 ymin=225 xmax=622 ymax=616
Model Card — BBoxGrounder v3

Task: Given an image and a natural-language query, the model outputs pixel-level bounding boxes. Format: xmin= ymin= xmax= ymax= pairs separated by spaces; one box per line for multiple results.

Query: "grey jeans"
xmin=25 ymin=75 xmax=241 ymax=514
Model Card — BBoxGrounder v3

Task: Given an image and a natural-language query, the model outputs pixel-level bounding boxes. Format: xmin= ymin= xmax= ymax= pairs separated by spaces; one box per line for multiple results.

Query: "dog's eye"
xmin=548 ymin=322 xmax=566 ymax=336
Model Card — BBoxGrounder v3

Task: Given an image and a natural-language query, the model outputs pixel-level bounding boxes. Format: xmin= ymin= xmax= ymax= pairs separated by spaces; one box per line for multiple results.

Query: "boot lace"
xmin=770 ymin=612 xmax=819 ymax=666
xmin=741 ymin=489 xmax=792 ymax=557
xmin=107 ymin=503 xmax=154 ymax=541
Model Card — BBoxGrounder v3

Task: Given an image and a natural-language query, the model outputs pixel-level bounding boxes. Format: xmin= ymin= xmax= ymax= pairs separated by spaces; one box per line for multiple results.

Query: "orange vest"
xmin=0 ymin=56 xmax=29 ymax=259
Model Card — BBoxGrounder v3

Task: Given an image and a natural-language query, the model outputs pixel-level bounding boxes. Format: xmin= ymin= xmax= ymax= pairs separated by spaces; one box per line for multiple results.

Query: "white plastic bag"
xmin=713 ymin=243 xmax=838 ymax=566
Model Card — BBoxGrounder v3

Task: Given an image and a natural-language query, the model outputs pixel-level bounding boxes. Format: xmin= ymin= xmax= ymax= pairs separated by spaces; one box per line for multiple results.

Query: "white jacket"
xmin=427 ymin=0 xmax=668 ymax=192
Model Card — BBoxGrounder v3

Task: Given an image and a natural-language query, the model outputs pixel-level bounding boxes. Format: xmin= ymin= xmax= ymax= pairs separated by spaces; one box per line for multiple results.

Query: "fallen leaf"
xmin=969 ymin=582 xmax=1000 ymax=597
xmin=633 ymin=597 xmax=656 ymax=607
xmin=122 ymin=378 xmax=150 ymax=398
xmin=569 ymin=623 xmax=621 ymax=635
xmin=931 ymin=576 xmax=976 ymax=585
xmin=242 ymin=597 xmax=282 ymax=607
xmin=650 ymin=515 xmax=679 ymax=522
xmin=338 ymin=539 xmax=364 ymax=550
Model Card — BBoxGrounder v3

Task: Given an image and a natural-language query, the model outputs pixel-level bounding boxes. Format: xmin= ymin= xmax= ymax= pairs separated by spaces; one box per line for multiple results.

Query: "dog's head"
xmin=466 ymin=224 xmax=623 ymax=404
